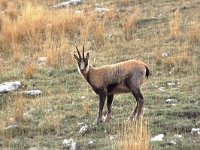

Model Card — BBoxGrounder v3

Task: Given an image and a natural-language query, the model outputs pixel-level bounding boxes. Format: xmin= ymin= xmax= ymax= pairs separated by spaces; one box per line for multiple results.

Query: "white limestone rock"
xmin=21 ymin=90 xmax=42 ymax=96
xmin=151 ymin=134 xmax=164 ymax=142
xmin=0 ymin=81 xmax=21 ymax=93
xmin=165 ymin=99 xmax=177 ymax=103
xmin=95 ymin=7 xmax=110 ymax=13
xmin=191 ymin=128 xmax=200 ymax=136
xmin=63 ymin=139 xmax=77 ymax=150
xmin=78 ymin=125 xmax=88 ymax=135
xmin=54 ymin=0 xmax=82 ymax=8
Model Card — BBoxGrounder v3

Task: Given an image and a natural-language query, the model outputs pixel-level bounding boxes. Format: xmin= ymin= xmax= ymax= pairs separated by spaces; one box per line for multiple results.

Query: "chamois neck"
xmin=82 ymin=65 xmax=94 ymax=83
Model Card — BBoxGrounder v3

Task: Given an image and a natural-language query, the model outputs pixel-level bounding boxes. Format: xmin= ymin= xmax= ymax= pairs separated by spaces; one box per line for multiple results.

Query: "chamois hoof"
xmin=93 ymin=118 xmax=104 ymax=125
xmin=105 ymin=114 xmax=112 ymax=123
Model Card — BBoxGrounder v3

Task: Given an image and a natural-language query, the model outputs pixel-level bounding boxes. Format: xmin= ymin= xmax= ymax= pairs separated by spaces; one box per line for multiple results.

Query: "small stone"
xmin=87 ymin=140 xmax=95 ymax=148
xmin=109 ymin=135 xmax=115 ymax=141
xmin=174 ymin=134 xmax=184 ymax=139
xmin=191 ymin=128 xmax=200 ymax=136
xmin=21 ymin=90 xmax=42 ymax=96
xmin=162 ymin=52 xmax=168 ymax=58
xmin=151 ymin=134 xmax=164 ymax=142
xmin=95 ymin=7 xmax=110 ymax=13
xmin=168 ymin=141 xmax=176 ymax=145
xmin=167 ymin=82 xmax=176 ymax=87
xmin=79 ymin=125 xmax=88 ymax=135
xmin=171 ymin=104 xmax=177 ymax=106
xmin=165 ymin=99 xmax=177 ymax=103
xmin=54 ymin=0 xmax=82 ymax=8
xmin=80 ymin=96 xmax=85 ymax=99
xmin=37 ymin=57 xmax=47 ymax=65
xmin=71 ymin=141 xmax=77 ymax=150
xmin=158 ymin=87 xmax=165 ymax=92
xmin=78 ymin=122 xmax=84 ymax=126
xmin=63 ymin=139 xmax=73 ymax=148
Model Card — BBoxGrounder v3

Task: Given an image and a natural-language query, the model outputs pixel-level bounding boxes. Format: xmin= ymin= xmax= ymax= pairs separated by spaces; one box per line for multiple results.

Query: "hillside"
xmin=0 ymin=0 xmax=200 ymax=149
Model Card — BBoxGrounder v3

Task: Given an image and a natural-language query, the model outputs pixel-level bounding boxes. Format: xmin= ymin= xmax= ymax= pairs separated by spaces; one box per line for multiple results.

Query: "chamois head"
xmin=74 ymin=45 xmax=90 ymax=74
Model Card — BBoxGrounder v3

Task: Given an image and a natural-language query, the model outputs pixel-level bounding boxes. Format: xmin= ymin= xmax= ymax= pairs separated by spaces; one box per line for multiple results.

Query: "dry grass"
xmin=114 ymin=119 xmax=150 ymax=150
xmin=13 ymin=96 xmax=27 ymax=123
xmin=23 ymin=62 xmax=37 ymax=78
xmin=188 ymin=22 xmax=200 ymax=43
xmin=82 ymin=100 xmax=91 ymax=116
xmin=122 ymin=5 xmax=141 ymax=40
xmin=169 ymin=10 xmax=181 ymax=39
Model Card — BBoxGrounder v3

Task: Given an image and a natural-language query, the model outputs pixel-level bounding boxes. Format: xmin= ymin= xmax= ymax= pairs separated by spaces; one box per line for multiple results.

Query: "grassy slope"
xmin=0 ymin=0 xmax=200 ymax=149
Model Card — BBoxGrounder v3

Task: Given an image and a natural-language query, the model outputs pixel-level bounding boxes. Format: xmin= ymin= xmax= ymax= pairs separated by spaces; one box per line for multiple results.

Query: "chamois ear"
xmin=86 ymin=52 xmax=90 ymax=60
xmin=74 ymin=53 xmax=79 ymax=61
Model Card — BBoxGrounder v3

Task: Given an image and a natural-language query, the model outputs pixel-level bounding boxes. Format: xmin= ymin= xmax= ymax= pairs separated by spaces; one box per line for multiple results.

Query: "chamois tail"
xmin=145 ymin=65 xmax=150 ymax=78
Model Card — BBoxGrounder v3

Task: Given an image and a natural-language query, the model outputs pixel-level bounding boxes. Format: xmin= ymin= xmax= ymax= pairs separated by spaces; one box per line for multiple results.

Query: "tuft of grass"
xmin=188 ymin=22 xmax=200 ymax=44
xmin=169 ymin=10 xmax=181 ymax=39
xmin=114 ymin=119 xmax=150 ymax=150
xmin=122 ymin=5 xmax=141 ymax=40
xmin=23 ymin=62 xmax=37 ymax=78
xmin=13 ymin=96 xmax=27 ymax=123
xmin=153 ymin=51 xmax=163 ymax=65
xmin=82 ymin=100 xmax=91 ymax=116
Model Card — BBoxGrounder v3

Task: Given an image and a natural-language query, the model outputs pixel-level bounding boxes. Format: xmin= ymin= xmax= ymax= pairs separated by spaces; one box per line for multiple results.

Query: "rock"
xmin=109 ymin=135 xmax=115 ymax=141
xmin=78 ymin=122 xmax=84 ymax=126
xmin=162 ymin=52 xmax=168 ymax=58
xmin=167 ymin=82 xmax=176 ymax=87
xmin=191 ymin=128 xmax=200 ymax=136
xmin=0 ymin=81 xmax=21 ymax=93
xmin=151 ymin=134 xmax=164 ymax=142
xmin=165 ymin=99 xmax=177 ymax=104
xmin=171 ymin=104 xmax=177 ymax=106
xmin=174 ymin=134 xmax=184 ymax=139
xmin=167 ymin=141 xmax=176 ymax=145
xmin=54 ymin=0 xmax=82 ymax=8
xmin=87 ymin=140 xmax=95 ymax=148
xmin=37 ymin=57 xmax=47 ymax=66
xmin=87 ymin=140 xmax=94 ymax=145
xmin=63 ymin=139 xmax=77 ymax=150
xmin=21 ymin=90 xmax=42 ymax=96
xmin=80 ymin=96 xmax=85 ymax=99
xmin=78 ymin=125 xmax=88 ymax=135
xmin=158 ymin=87 xmax=165 ymax=92
xmin=71 ymin=141 xmax=77 ymax=150
xmin=95 ymin=7 xmax=110 ymax=13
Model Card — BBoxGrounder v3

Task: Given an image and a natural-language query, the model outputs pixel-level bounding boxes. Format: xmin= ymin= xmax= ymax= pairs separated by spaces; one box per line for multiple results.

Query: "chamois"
xmin=74 ymin=45 xmax=150 ymax=124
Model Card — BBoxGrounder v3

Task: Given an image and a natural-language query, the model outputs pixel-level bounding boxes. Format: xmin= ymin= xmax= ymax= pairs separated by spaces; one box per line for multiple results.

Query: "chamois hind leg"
xmin=126 ymin=82 xmax=144 ymax=121
xmin=105 ymin=95 xmax=114 ymax=122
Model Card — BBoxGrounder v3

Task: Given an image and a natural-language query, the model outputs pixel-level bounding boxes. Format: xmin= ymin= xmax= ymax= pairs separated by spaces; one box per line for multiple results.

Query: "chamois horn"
xmin=75 ymin=45 xmax=81 ymax=58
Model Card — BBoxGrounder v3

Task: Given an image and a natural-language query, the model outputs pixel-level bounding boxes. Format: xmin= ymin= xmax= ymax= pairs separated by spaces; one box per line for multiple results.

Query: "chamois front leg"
xmin=105 ymin=95 xmax=114 ymax=122
xmin=96 ymin=90 xmax=107 ymax=124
